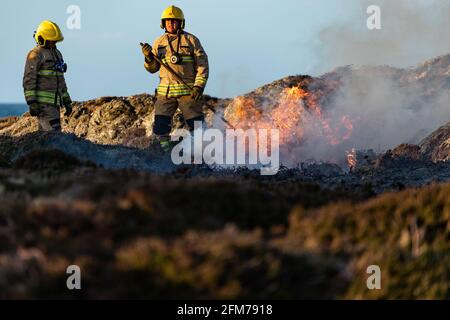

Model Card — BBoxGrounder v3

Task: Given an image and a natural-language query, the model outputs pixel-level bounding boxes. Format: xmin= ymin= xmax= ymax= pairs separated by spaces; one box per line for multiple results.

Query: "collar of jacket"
xmin=165 ymin=29 xmax=184 ymax=36
xmin=164 ymin=32 xmax=189 ymax=46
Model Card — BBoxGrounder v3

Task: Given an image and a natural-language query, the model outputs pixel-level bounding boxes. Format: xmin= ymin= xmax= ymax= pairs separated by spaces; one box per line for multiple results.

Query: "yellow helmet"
xmin=34 ymin=20 xmax=64 ymax=46
xmin=160 ymin=5 xmax=185 ymax=30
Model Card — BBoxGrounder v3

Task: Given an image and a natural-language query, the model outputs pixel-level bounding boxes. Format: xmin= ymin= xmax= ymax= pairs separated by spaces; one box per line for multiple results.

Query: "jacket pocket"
xmin=157 ymin=46 xmax=167 ymax=59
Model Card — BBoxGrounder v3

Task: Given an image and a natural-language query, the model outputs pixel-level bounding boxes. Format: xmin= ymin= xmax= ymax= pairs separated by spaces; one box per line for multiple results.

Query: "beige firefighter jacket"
xmin=144 ymin=31 xmax=209 ymax=98
xmin=23 ymin=46 xmax=71 ymax=106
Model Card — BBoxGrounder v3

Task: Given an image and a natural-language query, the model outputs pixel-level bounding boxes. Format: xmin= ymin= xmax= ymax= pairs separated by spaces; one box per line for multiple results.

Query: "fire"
xmin=346 ymin=148 xmax=357 ymax=170
xmin=341 ymin=116 xmax=354 ymax=141
xmin=224 ymin=85 xmax=355 ymax=153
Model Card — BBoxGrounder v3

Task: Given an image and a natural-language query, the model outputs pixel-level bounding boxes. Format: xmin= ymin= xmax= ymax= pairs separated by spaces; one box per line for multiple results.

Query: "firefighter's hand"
xmin=64 ymin=104 xmax=72 ymax=117
xmin=191 ymin=86 xmax=204 ymax=102
xmin=29 ymin=103 xmax=41 ymax=117
xmin=141 ymin=43 xmax=153 ymax=59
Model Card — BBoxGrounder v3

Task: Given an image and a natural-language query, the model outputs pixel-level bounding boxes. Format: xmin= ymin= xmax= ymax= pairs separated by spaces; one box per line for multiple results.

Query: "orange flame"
xmin=346 ymin=148 xmax=357 ymax=169
xmin=224 ymin=86 xmax=354 ymax=151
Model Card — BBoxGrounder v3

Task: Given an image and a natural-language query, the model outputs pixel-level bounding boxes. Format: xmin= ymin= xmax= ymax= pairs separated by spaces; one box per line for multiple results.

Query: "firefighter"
xmin=141 ymin=5 xmax=209 ymax=151
xmin=23 ymin=20 xmax=72 ymax=132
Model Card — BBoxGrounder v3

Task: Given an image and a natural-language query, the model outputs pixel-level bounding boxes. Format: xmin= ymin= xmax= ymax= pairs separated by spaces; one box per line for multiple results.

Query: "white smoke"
xmin=313 ymin=0 xmax=450 ymax=74
xmin=290 ymin=65 xmax=450 ymax=165
xmin=285 ymin=0 xmax=450 ymax=166
xmin=213 ymin=0 xmax=450 ymax=168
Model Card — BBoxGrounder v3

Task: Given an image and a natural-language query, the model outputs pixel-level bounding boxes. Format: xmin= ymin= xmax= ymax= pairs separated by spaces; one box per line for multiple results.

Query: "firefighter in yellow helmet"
xmin=141 ymin=5 xmax=209 ymax=151
xmin=23 ymin=20 xmax=72 ymax=131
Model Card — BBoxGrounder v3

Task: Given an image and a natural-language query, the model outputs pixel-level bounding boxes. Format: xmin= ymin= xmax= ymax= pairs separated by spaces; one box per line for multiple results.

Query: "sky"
xmin=1 ymin=0 xmax=449 ymax=103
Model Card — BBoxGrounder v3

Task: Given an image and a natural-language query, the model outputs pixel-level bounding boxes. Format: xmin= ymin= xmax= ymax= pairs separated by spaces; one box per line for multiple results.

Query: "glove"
xmin=29 ymin=103 xmax=41 ymax=117
xmin=141 ymin=43 xmax=153 ymax=59
xmin=64 ymin=104 xmax=72 ymax=117
xmin=191 ymin=86 xmax=204 ymax=102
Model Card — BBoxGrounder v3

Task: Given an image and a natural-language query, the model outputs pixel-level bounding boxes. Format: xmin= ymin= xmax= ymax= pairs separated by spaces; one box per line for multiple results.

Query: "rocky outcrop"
xmin=1 ymin=54 xmax=449 ymax=165
xmin=0 ymin=94 xmax=224 ymax=149
xmin=0 ymin=116 xmax=20 ymax=131
xmin=366 ymin=121 xmax=450 ymax=166
xmin=419 ymin=121 xmax=450 ymax=162
xmin=0 ymin=95 xmax=155 ymax=148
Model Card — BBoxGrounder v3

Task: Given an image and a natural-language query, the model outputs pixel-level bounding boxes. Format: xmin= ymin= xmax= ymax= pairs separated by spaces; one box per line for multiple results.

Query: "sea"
xmin=0 ymin=103 xmax=28 ymax=117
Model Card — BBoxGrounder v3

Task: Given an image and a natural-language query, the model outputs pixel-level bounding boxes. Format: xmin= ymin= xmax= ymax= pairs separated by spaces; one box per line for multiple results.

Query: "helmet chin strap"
xmin=37 ymin=36 xmax=47 ymax=47
xmin=34 ymin=31 xmax=51 ymax=47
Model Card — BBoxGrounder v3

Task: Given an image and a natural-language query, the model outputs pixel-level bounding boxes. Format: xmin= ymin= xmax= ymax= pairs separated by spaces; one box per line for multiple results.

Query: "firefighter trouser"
xmin=38 ymin=104 xmax=61 ymax=132
xmin=153 ymin=95 xmax=204 ymax=136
